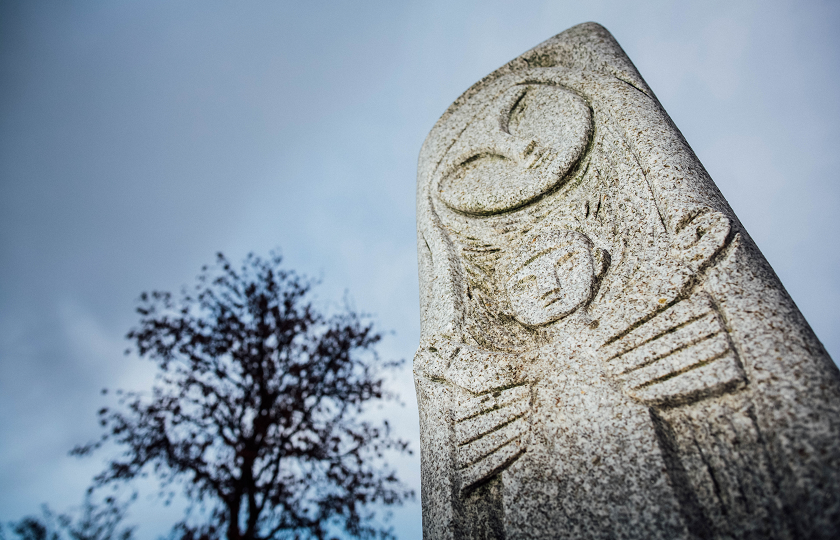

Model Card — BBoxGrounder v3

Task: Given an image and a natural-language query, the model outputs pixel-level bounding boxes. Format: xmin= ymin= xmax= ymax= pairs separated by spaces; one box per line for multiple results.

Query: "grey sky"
xmin=1 ymin=1 xmax=838 ymax=539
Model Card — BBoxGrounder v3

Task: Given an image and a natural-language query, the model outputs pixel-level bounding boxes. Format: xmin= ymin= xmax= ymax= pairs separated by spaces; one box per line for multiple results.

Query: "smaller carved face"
xmin=503 ymin=230 xmax=603 ymax=327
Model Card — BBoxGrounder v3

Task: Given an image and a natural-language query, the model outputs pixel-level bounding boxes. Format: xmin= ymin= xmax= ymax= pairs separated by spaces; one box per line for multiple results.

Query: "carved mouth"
xmin=542 ymin=290 xmax=563 ymax=308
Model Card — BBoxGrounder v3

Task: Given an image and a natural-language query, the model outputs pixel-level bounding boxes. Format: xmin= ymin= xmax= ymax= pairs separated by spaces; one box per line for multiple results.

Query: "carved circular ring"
xmin=438 ymin=85 xmax=592 ymax=215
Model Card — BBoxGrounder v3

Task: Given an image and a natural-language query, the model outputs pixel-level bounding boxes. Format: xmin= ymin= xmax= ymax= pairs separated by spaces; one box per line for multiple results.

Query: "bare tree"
xmin=2 ymin=494 xmax=134 ymax=540
xmin=73 ymin=252 xmax=413 ymax=540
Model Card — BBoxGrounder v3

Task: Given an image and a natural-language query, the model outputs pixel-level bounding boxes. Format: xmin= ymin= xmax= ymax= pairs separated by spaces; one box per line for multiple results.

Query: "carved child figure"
xmin=430 ymin=228 xmax=608 ymax=495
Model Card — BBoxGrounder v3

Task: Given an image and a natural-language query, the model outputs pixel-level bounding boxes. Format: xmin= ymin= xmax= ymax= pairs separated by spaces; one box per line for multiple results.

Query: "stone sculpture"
xmin=414 ymin=22 xmax=840 ymax=539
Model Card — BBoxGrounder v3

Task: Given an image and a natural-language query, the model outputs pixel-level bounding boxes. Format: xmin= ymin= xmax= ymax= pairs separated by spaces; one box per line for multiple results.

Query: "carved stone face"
xmin=436 ymin=84 xmax=592 ymax=216
xmin=503 ymin=231 xmax=596 ymax=326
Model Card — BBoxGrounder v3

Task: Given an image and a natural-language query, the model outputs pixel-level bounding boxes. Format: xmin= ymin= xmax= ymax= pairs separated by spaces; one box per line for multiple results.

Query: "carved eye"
xmin=509 ymin=274 xmax=537 ymax=295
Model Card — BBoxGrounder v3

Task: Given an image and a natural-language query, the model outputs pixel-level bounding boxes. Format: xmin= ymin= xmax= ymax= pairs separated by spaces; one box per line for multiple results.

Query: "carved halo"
xmin=437 ymin=84 xmax=592 ymax=215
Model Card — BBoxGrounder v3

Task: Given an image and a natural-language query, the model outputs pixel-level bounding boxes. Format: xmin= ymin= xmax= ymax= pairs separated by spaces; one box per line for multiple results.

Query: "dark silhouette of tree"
xmin=72 ymin=252 xmax=413 ymax=540
xmin=1 ymin=494 xmax=134 ymax=540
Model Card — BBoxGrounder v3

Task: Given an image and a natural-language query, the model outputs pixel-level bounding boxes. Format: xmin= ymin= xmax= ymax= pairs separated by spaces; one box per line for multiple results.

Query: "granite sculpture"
xmin=414 ymin=22 xmax=840 ymax=539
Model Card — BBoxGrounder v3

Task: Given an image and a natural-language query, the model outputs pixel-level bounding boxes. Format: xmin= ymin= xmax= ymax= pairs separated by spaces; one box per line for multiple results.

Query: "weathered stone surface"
xmin=414 ymin=22 xmax=840 ymax=540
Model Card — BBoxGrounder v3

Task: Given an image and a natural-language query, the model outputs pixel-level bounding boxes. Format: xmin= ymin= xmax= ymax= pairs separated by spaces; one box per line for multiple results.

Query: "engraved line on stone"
xmin=604 ymin=311 xmax=710 ymax=361
xmin=526 ymin=148 xmax=555 ymax=170
xmin=456 ymin=412 xmax=524 ymax=449
xmin=454 ymin=399 xmax=529 ymax=446
xmin=602 ymin=304 xmax=714 ymax=361
xmin=623 ymin=331 xmax=731 ymax=389
xmin=517 ymin=247 xmax=571 ymax=273
xmin=459 ymin=438 xmax=525 ymax=493
xmin=581 ymin=157 xmax=592 ymax=178
xmin=615 ymin=74 xmax=653 ymax=99
xmin=610 ymin=315 xmax=723 ymax=375
xmin=463 ymin=246 xmax=501 ymax=253
xmin=626 ymin=335 xmax=734 ymax=391
xmin=601 ymin=294 xmax=714 ymax=352
xmin=455 ymin=400 xmax=527 ymax=438
xmin=498 ymin=87 xmax=528 ymax=134
xmin=461 ymin=236 xmax=493 ymax=246
xmin=686 ymin=415 xmax=727 ymax=509
xmin=627 ymin=132 xmax=668 ymax=233
xmin=606 ymin=309 xmax=720 ymax=365
xmin=632 ymin=350 xmax=735 ymax=393
xmin=612 ymin=325 xmax=721 ymax=377
xmin=543 ymin=288 xmax=563 ymax=301
xmin=428 ymin=92 xmax=496 ymax=180
xmin=740 ymin=404 xmax=782 ymax=492
xmin=630 ymin=354 xmax=746 ymax=406
xmin=456 ymin=416 xmax=529 ymax=469
xmin=452 ymin=384 xmax=530 ymax=422
xmin=592 ymin=191 xmax=602 ymax=218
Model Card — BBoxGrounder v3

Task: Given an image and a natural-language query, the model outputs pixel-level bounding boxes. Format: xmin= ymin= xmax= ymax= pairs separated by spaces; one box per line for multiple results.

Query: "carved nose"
xmin=496 ymin=133 xmax=539 ymax=163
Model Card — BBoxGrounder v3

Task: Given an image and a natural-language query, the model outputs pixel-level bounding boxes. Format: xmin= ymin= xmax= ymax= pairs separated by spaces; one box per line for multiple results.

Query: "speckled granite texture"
xmin=414 ymin=22 xmax=840 ymax=540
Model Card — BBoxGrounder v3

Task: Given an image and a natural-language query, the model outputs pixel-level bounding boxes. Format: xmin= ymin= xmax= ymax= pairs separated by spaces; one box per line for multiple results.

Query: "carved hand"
xmin=451 ymin=384 xmax=530 ymax=493
xmin=669 ymin=209 xmax=731 ymax=274
xmin=600 ymin=294 xmax=746 ymax=407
